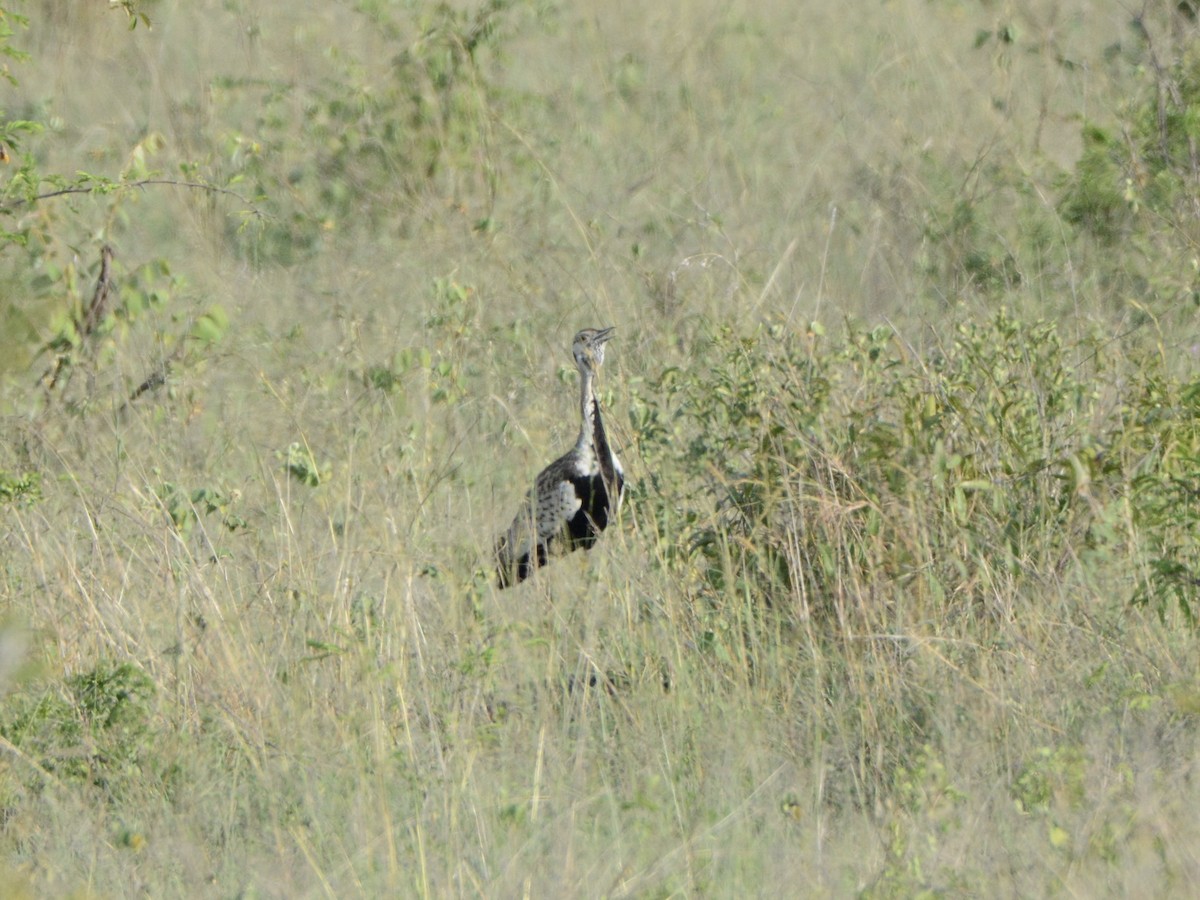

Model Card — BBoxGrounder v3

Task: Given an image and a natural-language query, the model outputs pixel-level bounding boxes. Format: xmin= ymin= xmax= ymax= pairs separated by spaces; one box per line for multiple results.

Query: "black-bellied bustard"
xmin=496 ymin=327 xmax=625 ymax=588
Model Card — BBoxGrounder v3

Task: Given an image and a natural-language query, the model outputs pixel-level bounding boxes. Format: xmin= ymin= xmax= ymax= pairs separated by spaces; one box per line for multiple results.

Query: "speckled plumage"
xmin=496 ymin=327 xmax=625 ymax=588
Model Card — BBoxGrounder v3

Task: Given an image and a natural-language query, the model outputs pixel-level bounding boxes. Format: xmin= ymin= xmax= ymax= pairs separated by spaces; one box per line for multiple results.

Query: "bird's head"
xmin=572 ymin=326 xmax=615 ymax=374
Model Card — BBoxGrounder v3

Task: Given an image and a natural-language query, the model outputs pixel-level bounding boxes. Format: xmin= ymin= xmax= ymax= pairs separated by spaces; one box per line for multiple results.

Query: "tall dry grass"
xmin=2 ymin=0 xmax=1200 ymax=896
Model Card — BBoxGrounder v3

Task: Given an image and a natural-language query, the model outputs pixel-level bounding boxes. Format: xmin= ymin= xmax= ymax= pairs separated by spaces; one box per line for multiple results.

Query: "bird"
xmin=496 ymin=326 xmax=625 ymax=588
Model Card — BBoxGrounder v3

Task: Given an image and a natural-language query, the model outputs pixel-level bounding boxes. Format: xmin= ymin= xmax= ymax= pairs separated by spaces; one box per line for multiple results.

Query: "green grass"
xmin=3 ymin=0 xmax=1200 ymax=895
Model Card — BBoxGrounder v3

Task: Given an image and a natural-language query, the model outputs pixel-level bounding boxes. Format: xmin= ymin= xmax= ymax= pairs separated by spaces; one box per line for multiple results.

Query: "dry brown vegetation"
xmin=3 ymin=1 xmax=1200 ymax=896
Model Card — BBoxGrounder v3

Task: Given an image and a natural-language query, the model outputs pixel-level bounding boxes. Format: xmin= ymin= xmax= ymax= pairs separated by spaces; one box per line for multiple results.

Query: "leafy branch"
xmin=0 ymin=176 xmax=265 ymax=218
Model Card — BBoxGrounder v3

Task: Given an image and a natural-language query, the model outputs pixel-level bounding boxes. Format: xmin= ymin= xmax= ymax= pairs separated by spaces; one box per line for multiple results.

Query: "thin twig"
xmin=39 ymin=243 xmax=117 ymax=396
xmin=80 ymin=244 xmax=115 ymax=338
xmin=0 ymin=177 xmax=264 ymax=216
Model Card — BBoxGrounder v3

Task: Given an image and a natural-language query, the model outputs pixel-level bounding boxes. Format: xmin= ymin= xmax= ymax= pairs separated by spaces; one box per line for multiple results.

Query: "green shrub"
xmin=0 ymin=660 xmax=156 ymax=794
xmin=1 ymin=3 xmax=232 ymax=412
xmin=635 ymin=312 xmax=1200 ymax=633
xmin=1057 ymin=44 xmax=1200 ymax=312
xmin=220 ymin=0 xmax=538 ymax=264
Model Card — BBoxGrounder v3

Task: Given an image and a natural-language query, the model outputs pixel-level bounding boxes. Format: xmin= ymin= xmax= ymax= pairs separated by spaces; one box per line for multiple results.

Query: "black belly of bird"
xmin=565 ymin=472 xmax=620 ymax=548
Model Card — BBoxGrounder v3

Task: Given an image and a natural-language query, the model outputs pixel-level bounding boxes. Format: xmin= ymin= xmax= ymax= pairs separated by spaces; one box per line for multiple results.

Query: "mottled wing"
xmin=533 ymin=465 xmax=585 ymax=546
xmin=497 ymin=456 xmax=582 ymax=571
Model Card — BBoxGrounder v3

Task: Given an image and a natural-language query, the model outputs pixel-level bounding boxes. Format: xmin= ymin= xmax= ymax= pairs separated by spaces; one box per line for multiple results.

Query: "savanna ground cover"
xmin=3 ymin=0 xmax=1200 ymax=895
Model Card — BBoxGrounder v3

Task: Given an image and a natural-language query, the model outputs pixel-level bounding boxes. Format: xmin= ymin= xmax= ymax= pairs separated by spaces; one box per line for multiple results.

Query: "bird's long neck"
xmin=576 ymin=364 xmax=597 ymax=451
xmin=577 ymin=364 xmax=620 ymax=489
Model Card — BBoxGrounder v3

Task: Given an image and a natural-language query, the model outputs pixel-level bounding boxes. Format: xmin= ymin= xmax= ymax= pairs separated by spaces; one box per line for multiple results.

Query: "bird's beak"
xmin=595 ymin=326 xmax=616 ymax=344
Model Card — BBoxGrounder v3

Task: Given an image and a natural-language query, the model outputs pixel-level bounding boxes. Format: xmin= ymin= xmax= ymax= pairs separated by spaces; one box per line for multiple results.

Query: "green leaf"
xmin=191 ymin=305 xmax=229 ymax=345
